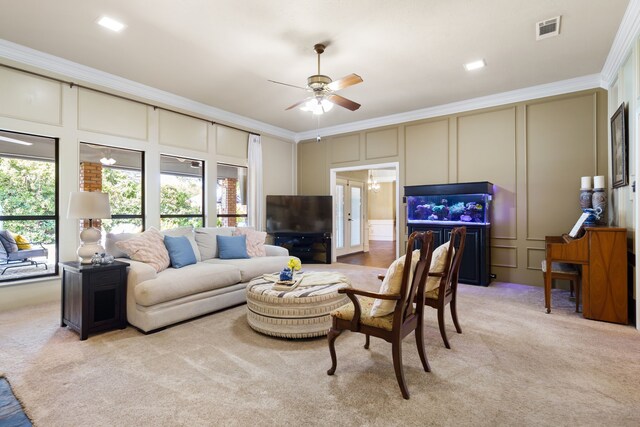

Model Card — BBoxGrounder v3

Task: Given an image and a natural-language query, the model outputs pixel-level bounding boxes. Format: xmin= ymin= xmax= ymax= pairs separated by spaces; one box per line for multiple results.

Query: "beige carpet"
xmin=0 ymin=263 xmax=639 ymax=426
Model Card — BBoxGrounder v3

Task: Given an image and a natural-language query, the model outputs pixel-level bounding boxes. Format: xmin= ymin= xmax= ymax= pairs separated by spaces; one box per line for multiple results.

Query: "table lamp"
xmin=67 ymin=191 xmax=112 ymax=263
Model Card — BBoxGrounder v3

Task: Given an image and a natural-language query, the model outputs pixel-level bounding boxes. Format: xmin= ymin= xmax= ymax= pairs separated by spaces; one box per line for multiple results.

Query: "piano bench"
xmin=541 ymin=260 xmax=581 ymax=313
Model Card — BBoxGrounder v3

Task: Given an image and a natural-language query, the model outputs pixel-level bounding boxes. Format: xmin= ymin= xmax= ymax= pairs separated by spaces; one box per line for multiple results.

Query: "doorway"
xmin=335 ymin=178 xmax=364 ymax=257
xmin=331 ymin=163 xmax=400 ymax=267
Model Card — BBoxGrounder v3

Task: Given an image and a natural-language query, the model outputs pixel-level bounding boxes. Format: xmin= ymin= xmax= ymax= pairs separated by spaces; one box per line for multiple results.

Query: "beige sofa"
xmin=106 ymin=227 xmax=292 ymax=333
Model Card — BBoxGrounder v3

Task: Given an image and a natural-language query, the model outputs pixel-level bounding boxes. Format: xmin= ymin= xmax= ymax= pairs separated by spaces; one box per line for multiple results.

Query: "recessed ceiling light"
xmin=464 ymin=59 xmax=486 ymax=71
xmin=96 ymin=16 xmax=126 ymax=32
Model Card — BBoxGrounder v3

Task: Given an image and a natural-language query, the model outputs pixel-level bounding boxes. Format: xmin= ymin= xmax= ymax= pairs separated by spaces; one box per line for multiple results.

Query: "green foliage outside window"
xmin=0 ymin=158 xmax=55 ymax=243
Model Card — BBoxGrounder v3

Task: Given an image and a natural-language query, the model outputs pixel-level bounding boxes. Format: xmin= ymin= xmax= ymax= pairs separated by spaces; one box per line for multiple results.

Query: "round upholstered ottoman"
xmin=246 ymin=272 xmax=351 ymax=338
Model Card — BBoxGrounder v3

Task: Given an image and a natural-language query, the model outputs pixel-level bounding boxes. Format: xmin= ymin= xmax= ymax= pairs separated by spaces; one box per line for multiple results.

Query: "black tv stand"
xmin=271 ymin=232 xmax=331 ymax=264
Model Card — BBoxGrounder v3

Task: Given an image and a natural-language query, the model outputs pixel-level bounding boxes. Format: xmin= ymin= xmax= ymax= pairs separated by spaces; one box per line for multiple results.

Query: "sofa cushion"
xmin=115 ymin=228 xmax=170 ymax=273
xmin=164 ymin=235 xmax=197 ymax=268
xmin=160 ymin=226 xmax=193 ymax=237
xmin=105 ymin=232 xmax=137 ymax=258
xmin=161 ymin=227 xmax=201 ymax=261
xmin=217 ymin=235 xmax=249 ymax=259
xmin=134 ymin=262 xmax=242 ymax=307
xmin=233 ymin=227 xmax=267 ymax=257
xmin=205 ymin=255 xmax=292 ymax=283
xmin=194 ymin=227 xmax=234 ymax=260
xmin=0 ymin=230 xmax=18 ymax=254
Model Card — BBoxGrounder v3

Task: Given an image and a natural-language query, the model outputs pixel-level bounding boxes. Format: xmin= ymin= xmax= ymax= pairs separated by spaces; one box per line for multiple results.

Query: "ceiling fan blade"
xmin=285 ymin=98 xmax=312 ymax=110
xmin=326 ymin=94 xmax=361 ymax=111
xmin=326 ymin=74 xmax=363 ymax=91
xmin=268 ymin=79 xmax=308 ymax=91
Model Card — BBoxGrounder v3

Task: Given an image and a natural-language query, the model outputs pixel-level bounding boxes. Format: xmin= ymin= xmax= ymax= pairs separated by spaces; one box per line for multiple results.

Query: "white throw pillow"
xmin=426 ymin=242 xmax=452 ymax=293
xmin=370 ymin=250 xmax=420 ymax=317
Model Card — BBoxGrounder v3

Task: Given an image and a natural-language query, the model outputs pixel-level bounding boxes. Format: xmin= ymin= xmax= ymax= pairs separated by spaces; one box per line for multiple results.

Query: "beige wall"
xmin=299 ymin=89 xmax=609 ymax=286
xmin=368 ymin=182 xmax=395 ymax=220
xmin=0 ymin=65 xmax=295 ymax=310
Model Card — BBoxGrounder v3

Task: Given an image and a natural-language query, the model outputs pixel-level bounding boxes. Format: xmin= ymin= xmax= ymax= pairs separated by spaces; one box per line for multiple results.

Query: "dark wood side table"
xmin=60 ymin=260 xmax=129 ymax=340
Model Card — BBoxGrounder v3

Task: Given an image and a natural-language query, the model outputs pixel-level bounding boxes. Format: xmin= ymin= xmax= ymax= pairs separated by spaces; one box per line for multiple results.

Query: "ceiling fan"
xmin=269 ymin=43 xmax=363 ymax=114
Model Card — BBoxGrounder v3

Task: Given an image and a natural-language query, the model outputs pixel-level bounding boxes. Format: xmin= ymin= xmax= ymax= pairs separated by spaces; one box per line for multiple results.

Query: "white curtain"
xmin=247 ymin=134 xmax=263 ymax=230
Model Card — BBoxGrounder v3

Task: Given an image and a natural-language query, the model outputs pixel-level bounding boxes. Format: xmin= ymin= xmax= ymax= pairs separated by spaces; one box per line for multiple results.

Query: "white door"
xmin=335 ymin=179 xmax=364 ymax=256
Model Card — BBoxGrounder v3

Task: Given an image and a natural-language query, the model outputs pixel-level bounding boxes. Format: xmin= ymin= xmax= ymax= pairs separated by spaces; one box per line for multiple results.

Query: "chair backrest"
xmin=395 ymin=231 xmax=434 ymax=324
xmin=438 ymin=226 xmax=467 ymax=300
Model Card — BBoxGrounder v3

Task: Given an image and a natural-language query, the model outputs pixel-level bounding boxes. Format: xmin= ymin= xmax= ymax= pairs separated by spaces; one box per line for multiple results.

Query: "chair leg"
xmin=438 ymin=307 xmax=451 ymax=349
xmin=392 ymin=339 xmax=409 ymax=399
xmin=327 ymin=328 xmax=343 ymax=375
xmin=569 ymin=280 xmax=574 ymax=297
xmin=364 ymin=334 xmax=370 ymax=349
xmin=415 ymin=320 xmax=430 ymax=372
xmin=450 ymin=297 xmax=462 ymax=334
xmin=575 ymin=278 xmax=581 ymax=313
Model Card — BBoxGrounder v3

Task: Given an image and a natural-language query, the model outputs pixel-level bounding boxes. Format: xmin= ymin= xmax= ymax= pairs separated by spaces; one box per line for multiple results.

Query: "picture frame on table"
xmin=610 ymin=103 xmax=628 ymax=188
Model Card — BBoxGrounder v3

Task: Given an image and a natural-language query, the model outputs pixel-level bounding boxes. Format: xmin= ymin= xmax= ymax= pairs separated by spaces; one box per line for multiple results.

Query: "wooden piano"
xmin=545 ymin=226 xmax=627 ymax=324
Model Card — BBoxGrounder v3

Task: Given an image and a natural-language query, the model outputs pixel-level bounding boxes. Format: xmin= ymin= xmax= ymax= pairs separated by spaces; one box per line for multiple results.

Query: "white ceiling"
xmin=0 ymin=0 xmax=630 ymax=136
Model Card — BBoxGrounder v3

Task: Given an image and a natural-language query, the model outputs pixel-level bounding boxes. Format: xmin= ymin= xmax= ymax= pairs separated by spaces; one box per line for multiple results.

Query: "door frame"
xmin=335 ymin=178 xmax=365 ymax=257
xmin=329 ymin=162 xmax=400 ymax=263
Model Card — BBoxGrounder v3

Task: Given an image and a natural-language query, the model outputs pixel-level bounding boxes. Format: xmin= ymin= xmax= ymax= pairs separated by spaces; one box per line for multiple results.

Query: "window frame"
xmin=216 ymin=162 xmax=248 ymax=227
xmin=0 ymin=129 xmax=59 ymax=283
xmin=159 ymin=154 xmax=205 ymax=228
xmin=79 ymin=142 xmax=146 ymax=232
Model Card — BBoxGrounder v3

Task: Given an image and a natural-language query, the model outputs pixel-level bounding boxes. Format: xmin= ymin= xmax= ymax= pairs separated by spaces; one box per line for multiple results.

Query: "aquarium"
xmin=405 ymin=182 xmax=493 ymax=226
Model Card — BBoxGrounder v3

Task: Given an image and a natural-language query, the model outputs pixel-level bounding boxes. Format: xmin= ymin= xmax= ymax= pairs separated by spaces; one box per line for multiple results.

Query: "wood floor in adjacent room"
xmin=337 ymin=240 xmax=396 ymax=268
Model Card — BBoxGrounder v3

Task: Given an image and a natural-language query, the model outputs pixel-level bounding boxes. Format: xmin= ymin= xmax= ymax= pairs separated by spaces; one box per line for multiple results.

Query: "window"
xmin=216 ymin=164 xmax=247 ymax=227
xmin=0 ymin=130 xmax=58 ymax=282
xmin=160 ymin=155 xmax=204 ymax=229
xmin=79 ymin=143 xmax=144 ymax=234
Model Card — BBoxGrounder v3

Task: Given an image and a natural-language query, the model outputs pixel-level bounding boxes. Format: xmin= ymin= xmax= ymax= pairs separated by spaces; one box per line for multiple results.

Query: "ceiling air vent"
xmin=536 ymin=16 xmax=561 ymax=40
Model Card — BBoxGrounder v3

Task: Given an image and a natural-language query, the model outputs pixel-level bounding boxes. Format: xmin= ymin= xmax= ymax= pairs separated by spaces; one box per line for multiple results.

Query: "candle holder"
xmin=591 ymin=188 xmax=607 ymax=225
xmin=579 ymin=188 xmax=593 ymax=209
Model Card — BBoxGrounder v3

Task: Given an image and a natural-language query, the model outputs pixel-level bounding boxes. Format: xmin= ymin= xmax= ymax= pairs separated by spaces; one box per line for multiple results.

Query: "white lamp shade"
xmin=67 ymin=191 xmax=112 ymax=219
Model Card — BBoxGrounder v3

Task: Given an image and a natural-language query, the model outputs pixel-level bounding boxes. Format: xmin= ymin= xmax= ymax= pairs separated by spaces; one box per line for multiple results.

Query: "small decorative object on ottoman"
xmin=246 ymin=271 xmax=351 ymax=338
xmin=279 ymin=267 xmax=293 ymax=282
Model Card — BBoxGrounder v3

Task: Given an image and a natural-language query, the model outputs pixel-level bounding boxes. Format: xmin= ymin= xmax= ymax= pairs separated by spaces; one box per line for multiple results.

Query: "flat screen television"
xmin=266 ymin=195 xmax=332 ymax=235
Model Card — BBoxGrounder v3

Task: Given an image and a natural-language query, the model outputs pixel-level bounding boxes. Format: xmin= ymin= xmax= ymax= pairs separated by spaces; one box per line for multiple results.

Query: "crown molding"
xmin=295 ymin=74 xmax=604 ymax=142
xmin=601 ymin=0 xmax=640 ymax=86
xmin=0 ymin=39 xmax=296 ymax=141
xmin=0 ymin=38 xmax=610 ymax=144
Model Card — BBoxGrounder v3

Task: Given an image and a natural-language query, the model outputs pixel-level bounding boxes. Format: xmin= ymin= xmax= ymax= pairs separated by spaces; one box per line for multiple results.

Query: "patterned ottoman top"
xmin=247 ymin=271 xmax=351 ymax=300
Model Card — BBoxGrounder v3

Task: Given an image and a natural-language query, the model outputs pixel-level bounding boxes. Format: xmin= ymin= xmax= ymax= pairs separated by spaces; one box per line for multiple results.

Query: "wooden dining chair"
xmin=327 ymin=231 xmax=434 ymax=400
xmin=423 ymin=226 xmax=466 ymax=349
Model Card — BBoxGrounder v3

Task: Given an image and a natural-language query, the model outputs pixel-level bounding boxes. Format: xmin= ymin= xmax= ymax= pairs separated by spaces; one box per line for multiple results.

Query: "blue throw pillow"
xmin=163 ymin=235 xmax=197 ymax=268
xmin=217 ymin=235 xmax=249 ymax=259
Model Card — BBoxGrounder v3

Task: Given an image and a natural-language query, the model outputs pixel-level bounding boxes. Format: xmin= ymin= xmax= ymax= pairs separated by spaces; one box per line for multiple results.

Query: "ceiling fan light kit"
xmin=270 ymin=43 xmax=363 ymax=115
xmin=301 ymin=98 xmax=334 ymax=115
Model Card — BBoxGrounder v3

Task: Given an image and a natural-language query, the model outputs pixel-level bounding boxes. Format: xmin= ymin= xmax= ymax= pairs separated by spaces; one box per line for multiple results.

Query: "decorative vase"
xmin=592 ymin=188 xmax=607 ymax=225
xmin=579 ymin=189 xmax=593 ymax=209
xmin=279 ymin=267 xmax=293 ymax=282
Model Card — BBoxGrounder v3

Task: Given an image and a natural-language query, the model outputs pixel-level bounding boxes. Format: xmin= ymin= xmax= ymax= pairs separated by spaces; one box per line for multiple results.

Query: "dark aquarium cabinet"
xmin=405 ymin=182 xmax=493 ymax=286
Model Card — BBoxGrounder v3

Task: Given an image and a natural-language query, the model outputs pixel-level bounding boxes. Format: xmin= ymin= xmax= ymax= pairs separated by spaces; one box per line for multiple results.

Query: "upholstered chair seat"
xmin=331 ymin=296 xmax=394 ymax=331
